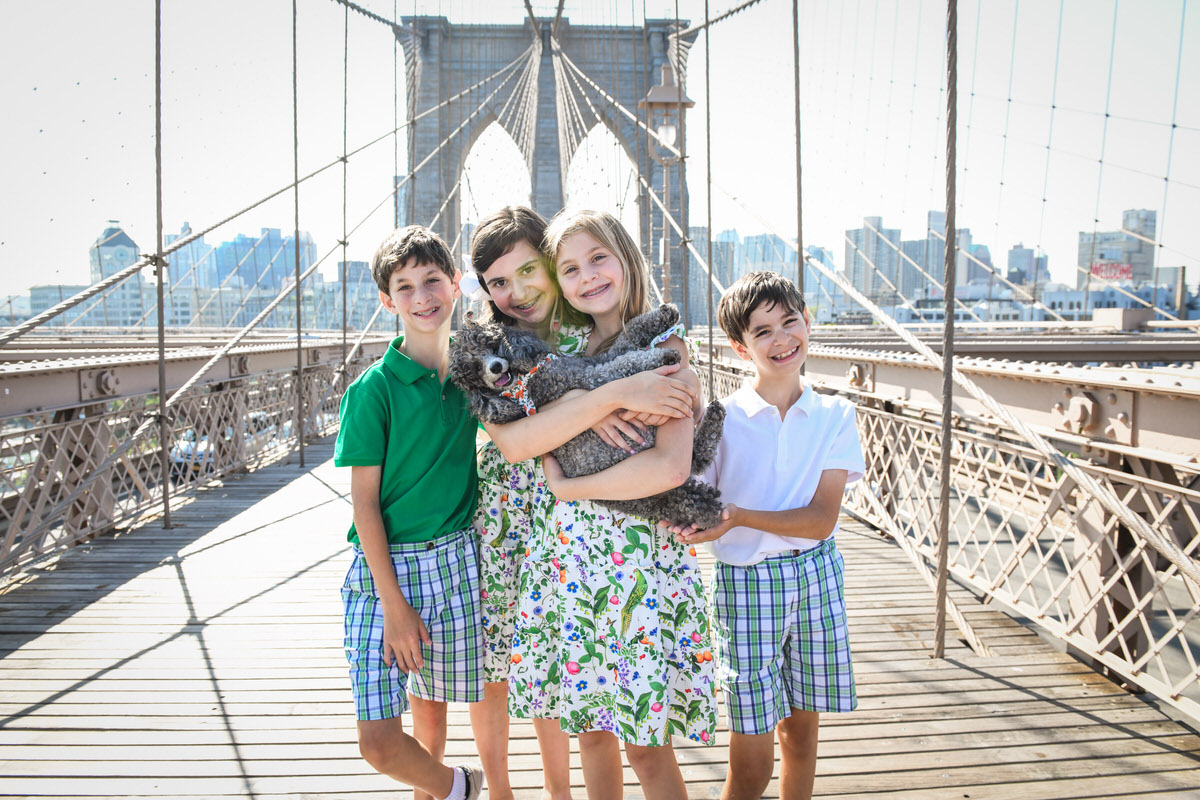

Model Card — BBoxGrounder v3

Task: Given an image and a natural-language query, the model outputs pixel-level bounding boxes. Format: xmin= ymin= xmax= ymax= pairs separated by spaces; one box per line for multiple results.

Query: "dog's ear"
xmin=506 ymin=327 xmax=550 ymax=370
xmin=474 ymin=394 xmax=525 ymax=425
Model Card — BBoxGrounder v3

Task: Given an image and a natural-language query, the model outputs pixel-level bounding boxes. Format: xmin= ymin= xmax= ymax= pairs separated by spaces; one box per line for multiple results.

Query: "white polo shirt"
xmin=701 ymin=381 xmax=865 ymax=566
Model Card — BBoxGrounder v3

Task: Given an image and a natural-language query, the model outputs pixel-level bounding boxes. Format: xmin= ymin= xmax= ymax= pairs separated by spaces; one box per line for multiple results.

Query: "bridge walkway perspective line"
xmin=1 ymin=438 xmax=1198 ymax=799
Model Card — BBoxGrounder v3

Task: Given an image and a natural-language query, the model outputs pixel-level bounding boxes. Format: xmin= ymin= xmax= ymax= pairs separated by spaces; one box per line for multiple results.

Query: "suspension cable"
xmin=1082 ymin=1 xmax=1120 ymax=316
xmin=842 ymin=233 xmax=928 ymax=323
xmin=15 ymin=171 xmax=429 ymax=547
xmin=1059 ymin=258 xmax=1183 ymax=322
xmin=704 ymin=0 xmax=715 ymax=386
xmin=325 ymin=0 xmax=399 ymax=29
xmin=0 ymin=53 xmax=527 ymax=347
xmin=293 ymin=0 xmax=305 ymax=468
xmin=927 ymin=227 xmax=1069 ymax=322
xmin=634 ymin=170 xmax=724 ymax=294
xmin=554 ymin=42 xmax=681 ymax=158
xmin=209 ymin=241 xmax=289 ymax=328
xmin=860 ymin=219 xmax=985 ymax=323
xmin=172 ymin=231 xmax=271 ymax=328
xmin=1153 ymin=0 xmax=1188 ymax=319
xmin=728 ymin=198 xmax=1200 ymax=592
xmin=154 ymin=0 xmax=171 ymax=529
xmin=674 ymin=0 xmax=766 ymax=37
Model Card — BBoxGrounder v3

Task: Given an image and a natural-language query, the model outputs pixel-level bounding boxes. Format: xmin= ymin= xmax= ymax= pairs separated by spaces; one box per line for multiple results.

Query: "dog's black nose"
xmin=488 ymin=362 xmax=503 ymax=374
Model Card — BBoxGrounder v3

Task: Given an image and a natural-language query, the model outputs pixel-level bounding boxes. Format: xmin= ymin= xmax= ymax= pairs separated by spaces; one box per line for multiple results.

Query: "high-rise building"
xmin=88 ymin=221 xmax=150 ymax=326
xmin=1007 ymin=242 xmax=1034 ymax=283
xmin=28 ymin=284 xmax=89 ymax=326
xmin=845 ymin=216 xmax=900 ymax=304
xmin=804 ymin=245 xmax=841 ymax=322
xmin=163 ymin=223 xmax=210 ymax=291
xmin=967 ymin=243 xmax=993 ymax=286
xmin=1077 ymin=209 xmax=1157 ymax=288
xmin=685 ymin=227 xmax=737 ymax=328
xmin=739 ymin=233 xmax=797 ymax=279
xmin=900 ymin=239 xmax=926 ymax=297
xmin=926 ymin=210 xmax=947 ymax=286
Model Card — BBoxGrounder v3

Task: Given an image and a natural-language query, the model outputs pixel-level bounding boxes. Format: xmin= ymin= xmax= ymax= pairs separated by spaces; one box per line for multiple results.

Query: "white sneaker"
xmin=457 ymin=763 xmax=485 ymax=800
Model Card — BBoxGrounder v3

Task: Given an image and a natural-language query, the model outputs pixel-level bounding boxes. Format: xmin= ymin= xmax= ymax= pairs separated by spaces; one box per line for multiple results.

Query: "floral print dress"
xmin=507 ymin=322 xmax=719 ymax=747
xmin=474 ymin=323 xmax=590 ymax=683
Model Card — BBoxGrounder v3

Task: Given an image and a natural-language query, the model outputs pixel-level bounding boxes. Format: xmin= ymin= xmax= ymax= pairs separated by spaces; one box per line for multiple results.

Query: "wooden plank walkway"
xmin=2 ymin=438 xmax=1198 ymax=799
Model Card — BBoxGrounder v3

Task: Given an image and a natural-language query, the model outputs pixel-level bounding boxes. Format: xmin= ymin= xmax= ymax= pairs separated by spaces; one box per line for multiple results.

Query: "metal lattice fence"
xmin=0 ymin=360 xmax=369 ymax=583
xmin=696 ymin=355 xmax=1200 ymax=724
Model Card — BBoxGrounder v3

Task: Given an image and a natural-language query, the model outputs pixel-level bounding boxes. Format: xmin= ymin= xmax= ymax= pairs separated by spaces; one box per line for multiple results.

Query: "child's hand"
xmin=620 ymin=409 xmax=671 ymax=428
xmin=592 ymin=411 xmax=648 ymax=452
xmin=620 ymin=365 xmax=696 ymax=420
xmin=382 ymin=598 xmax=432 ymax=674
xmin=664 ymin=504 xmax=739 ymax=544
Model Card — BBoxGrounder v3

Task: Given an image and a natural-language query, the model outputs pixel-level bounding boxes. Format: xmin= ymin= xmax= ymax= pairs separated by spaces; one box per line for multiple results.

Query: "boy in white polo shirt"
xmin=663 ymin=270 xmax=864 ymax=800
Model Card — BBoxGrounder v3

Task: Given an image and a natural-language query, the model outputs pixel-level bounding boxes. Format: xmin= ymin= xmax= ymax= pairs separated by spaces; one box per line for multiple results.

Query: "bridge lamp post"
xmin=639 ymin=63 xmax=693 ymax=306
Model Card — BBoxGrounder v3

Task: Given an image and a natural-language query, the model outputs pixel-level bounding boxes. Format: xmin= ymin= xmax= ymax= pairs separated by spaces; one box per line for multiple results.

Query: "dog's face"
xmin=450 ymin=323 xmax=510 ymax=397
xmin=449 ymin=321 xmax=552 ymax=397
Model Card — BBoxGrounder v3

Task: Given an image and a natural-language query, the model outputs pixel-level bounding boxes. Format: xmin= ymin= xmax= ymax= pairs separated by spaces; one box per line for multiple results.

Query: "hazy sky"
xmin=1 ymin=0 xmax=1196 ymax=303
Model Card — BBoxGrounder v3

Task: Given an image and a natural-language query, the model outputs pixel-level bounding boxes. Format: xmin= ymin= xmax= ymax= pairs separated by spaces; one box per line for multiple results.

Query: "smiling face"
xmin=379 ymin=258 xmax=461 ymax=334
xmin=730 ymin=299 xmax=812 ymax=381
xmin=554 ymin=230 xmax=626 ymax=321
xmin=482 ymin=240 xmax=557 ymax=330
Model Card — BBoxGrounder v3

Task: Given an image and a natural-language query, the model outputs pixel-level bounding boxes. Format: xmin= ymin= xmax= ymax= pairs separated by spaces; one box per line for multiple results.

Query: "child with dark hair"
xmin=336 ymin=225 xmax=483 ymax=800
xmin=664 ymin=270 xmax=865 ymax=800
xmin=465 ymin=206 xmax=697 ymax=800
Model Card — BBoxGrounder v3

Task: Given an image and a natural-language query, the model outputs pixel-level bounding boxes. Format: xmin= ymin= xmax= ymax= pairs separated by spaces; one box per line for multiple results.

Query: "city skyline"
xmin=20 ymin=206 xmax=1193 ymax=331
xmin=2 ymin=1 xmax=1196 ymax=305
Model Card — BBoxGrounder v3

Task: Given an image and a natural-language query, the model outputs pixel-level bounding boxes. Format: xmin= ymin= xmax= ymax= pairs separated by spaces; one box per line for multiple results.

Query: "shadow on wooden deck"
xmin=1 ymin=437 xmax=1198 ymax=799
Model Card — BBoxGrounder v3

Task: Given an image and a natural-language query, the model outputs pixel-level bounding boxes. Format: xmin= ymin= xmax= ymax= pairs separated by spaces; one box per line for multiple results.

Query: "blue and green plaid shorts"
xmin=341 ymin=528 xmax=483 ymax=721
xmin=711 ymin=537 xmax=856 ymax=734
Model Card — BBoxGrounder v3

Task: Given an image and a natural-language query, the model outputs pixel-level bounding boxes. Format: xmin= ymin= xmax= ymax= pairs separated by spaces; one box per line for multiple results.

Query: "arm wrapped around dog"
xmin=448 ymin=305 xmax=726 ymax=529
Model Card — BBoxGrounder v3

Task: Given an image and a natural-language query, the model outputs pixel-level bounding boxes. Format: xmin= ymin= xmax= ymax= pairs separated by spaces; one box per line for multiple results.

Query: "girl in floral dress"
xmin=508 ymin=210 xmax=719 ymax=800
xmin=467 ymin=206 xmax=698 ymax=800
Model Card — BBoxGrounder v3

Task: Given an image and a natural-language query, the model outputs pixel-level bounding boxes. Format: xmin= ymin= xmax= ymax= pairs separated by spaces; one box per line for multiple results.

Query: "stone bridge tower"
xmin=399 ymin=15 xmax=697 ymax=301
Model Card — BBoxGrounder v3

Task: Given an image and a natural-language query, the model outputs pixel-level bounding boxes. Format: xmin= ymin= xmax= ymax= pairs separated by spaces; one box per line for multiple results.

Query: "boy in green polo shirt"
xmin=335 ymin=225 xmax=483 ymax=800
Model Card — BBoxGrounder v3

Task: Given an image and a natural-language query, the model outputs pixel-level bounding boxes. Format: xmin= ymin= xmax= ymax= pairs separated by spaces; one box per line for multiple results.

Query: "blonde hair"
xmin=544 ymin=210 xmax=650 ymax=353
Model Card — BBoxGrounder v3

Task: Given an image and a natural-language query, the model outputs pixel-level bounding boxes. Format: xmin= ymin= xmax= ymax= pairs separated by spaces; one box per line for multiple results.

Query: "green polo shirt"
xmin=334 ymin=335 xmax=477 ymax=545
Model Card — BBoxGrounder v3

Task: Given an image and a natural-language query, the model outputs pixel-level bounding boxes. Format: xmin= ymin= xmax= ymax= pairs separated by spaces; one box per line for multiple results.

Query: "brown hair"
xmin=471 ymin=206 xmax=545 ymax=326
xmin=370 ymin=225 xmax=454 ymax=293
xmin=544 ymin=209 xmax=650 ymax=354
xmin=717 ymin=270 xmax=807 ymax=344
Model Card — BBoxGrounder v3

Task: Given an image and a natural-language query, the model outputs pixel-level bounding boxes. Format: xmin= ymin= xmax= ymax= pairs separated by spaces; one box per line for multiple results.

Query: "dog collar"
xmin=499 ymin=353 xmax=555 ymax=416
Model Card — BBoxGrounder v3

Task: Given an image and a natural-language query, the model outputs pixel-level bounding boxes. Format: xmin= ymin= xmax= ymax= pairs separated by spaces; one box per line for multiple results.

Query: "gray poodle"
xmin=449 ymin=304 xmax=726 ymax=529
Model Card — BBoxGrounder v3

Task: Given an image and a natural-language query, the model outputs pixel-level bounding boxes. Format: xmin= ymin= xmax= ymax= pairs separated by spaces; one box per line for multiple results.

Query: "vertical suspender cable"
xmin=703 ymin=0 xmax=713 ymax=391
xmin=342 ymin=3 xmax=349 ymax=376
xmin=631 ymin=0 xmax=645 ymax=249
xmin=407 ymin=0 xmax=418 ymax=301
xmin=988 ymin=0 xmax=1020 ymax=321
xmin=792 ymin=0 xmax=804 ymax=367
xmin=640 ymin=1 xmax=651 ymax=258
xmin=1155 ymin=1 xmax=1186 ymax=317
xmin=1033 ymin=0 xmax=1064 ymax=312
xmin=293 ymin=0 xmax=305 ymax=469
xmin=400 ymin=0 xmax=409 ymax=336
xmin=934 ymin=0 xmax=958 ymax=659
xmin=1084 ymin=2 xmax=1120 ymax=319
xmin=154 ymin=0 xmax=171 ymax=530
xmin=674 ymin=0 xmax=689 ymax=328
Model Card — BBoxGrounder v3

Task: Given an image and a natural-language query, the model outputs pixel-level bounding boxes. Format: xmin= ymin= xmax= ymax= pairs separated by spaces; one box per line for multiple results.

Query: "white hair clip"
xmin=459 ymin=270 xmax=489 ymax=302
